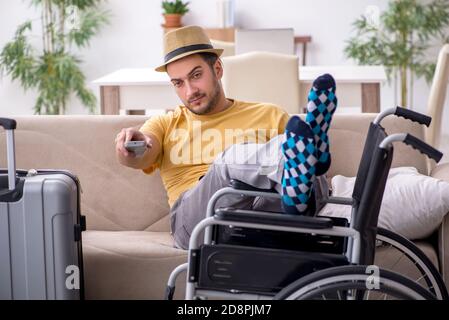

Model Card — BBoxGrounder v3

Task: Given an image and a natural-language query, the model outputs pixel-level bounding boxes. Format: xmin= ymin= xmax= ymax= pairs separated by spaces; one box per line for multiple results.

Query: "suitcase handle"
xmin=0 ymin=117 xmax=17 ymax=190
xmin=0 ymin=118 xmax=17 ymax=130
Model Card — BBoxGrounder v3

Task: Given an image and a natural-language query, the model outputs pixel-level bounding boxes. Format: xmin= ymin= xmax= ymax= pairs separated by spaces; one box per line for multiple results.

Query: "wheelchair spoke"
xmin=415 ymin=274 xmax=426 ymax=282
xmin=337 ymin=290 xmax=342 ymax=300
xmin=414 ymin=274 xmax=434 ymax=291
xmin=348 ymin=289 xmax=357 ymax=300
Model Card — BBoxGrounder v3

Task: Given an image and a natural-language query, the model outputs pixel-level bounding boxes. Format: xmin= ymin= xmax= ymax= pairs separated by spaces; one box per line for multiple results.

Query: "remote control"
xmin=124 ymin=140 xmax=148 ymax=157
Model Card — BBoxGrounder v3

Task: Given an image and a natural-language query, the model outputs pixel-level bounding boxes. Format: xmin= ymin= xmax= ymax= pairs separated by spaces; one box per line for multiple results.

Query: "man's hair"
xmin=198 ymin=52 xmax=219 ymax=70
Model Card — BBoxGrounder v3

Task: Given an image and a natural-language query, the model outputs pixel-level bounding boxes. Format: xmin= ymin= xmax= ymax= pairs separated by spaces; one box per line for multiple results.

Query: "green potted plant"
xmin=162 ymin=0 xmax=189 ymax=28
xmin=0 ymin=0 xmax=109 ymax=115
xmin=345 ymin=0 xmax=449 ymax=108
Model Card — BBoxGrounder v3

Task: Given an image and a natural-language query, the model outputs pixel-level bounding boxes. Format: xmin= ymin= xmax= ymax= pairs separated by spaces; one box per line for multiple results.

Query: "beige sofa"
xmin=0 ymin=114 xmax=448 ymax=299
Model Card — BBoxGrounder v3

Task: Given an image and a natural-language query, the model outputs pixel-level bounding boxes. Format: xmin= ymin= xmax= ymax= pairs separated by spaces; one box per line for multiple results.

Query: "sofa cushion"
xmin=82 ymin=230 xmax=187 ymax=299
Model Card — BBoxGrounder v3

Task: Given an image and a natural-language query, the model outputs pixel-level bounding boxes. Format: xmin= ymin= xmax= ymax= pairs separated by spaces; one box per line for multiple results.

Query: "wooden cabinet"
xmin=294 ymin=36 xmax=312 ymax=65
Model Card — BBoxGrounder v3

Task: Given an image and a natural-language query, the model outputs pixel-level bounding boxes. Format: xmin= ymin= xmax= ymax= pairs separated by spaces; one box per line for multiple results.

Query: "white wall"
xmin=0 ymin=0 xmax=448 ymax=134
xmin=0 ymin=0 xmax=165 ymax=115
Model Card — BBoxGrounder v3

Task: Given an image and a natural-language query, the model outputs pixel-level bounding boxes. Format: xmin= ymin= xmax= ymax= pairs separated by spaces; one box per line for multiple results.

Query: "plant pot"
xmin=163 ymin=14 xmax=183 ymax=28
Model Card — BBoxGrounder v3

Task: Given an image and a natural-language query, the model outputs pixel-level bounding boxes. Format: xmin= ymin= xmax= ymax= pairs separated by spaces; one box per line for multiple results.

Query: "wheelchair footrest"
xmin=197 ymin=244 xmax=349 ymax=295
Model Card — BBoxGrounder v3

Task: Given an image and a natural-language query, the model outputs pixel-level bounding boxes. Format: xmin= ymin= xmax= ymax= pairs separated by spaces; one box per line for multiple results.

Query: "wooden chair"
xmin=221 ymin=51 xmax=301 ymax=114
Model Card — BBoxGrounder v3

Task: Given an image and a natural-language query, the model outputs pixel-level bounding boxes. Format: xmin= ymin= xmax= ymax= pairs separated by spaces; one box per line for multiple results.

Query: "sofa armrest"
xmin=431 ymin=163 xmax=449 ymax=289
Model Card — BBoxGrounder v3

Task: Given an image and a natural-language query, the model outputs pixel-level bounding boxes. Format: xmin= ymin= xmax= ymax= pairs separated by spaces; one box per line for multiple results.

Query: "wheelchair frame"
xmin=166 ymin=107 xmax=446 ymax=300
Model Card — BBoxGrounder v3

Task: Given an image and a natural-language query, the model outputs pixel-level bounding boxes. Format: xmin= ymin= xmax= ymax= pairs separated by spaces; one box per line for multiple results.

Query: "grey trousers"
xmin=170 ymin=135 xmax=286 ymax=249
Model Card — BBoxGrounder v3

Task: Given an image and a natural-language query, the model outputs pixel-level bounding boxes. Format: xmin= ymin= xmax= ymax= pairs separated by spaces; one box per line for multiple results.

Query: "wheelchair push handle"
xmin=403 ymin=134 xmax=443 ymax=163
xmin=0 ymin=117 xmax=17 ymax=190
xmin=380 ymin=133 xmax=443 ymax=163
xmin=374 ymin=107 xmax=432 ymax=127
xmin=394 ymin=107 xmax=432 ymax=127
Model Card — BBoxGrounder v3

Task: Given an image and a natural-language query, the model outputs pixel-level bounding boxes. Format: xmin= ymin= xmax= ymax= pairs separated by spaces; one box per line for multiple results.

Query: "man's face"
xmin=166 ymin=54 xmax=222 ymax=115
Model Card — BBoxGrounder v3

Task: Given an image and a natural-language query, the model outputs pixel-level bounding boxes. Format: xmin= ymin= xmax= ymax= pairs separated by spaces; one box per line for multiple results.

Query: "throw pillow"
xmin=319 ymin=167 xmax=449 ymax=239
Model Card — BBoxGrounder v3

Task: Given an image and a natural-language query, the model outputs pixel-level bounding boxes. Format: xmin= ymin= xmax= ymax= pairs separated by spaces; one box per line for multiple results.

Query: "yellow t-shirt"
xmin=139 ymin=100 xmax=290 ymax=207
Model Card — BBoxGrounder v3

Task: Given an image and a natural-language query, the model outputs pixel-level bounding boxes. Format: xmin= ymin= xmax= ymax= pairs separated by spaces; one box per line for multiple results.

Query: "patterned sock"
xmin=281 ymin=116 xmax=318 ymax=215
xmin=305 ymin=73 xmax=338 ymax=176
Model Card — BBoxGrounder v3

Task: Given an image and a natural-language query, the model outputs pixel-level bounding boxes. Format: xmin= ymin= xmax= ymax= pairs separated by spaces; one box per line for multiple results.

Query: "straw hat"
xmin=155 ymin=25 xmax=223 ymax=72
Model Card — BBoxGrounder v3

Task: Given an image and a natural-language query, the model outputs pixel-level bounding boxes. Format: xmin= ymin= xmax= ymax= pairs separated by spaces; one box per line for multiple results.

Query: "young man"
xmin=115 ymin=26 xmax=338 ymax=249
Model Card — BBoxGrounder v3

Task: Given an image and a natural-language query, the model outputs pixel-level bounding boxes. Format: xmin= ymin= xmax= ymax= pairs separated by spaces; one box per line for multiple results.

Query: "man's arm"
xmin=115 ymin=127 xmax=162 ymax=169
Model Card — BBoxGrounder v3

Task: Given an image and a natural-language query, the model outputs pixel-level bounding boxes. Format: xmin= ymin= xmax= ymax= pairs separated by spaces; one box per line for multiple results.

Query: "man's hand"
xmin=115 ymin=127 xmax=152 ymax=158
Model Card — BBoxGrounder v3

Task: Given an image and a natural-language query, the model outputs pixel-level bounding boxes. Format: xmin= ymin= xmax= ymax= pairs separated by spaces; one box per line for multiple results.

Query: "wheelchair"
xmin=166 ymin=107 xmax=448 ymax=300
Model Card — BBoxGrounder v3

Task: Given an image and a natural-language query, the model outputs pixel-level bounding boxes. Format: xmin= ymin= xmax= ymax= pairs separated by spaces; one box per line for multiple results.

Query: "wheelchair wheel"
xmin=376 ymin=227 xmax=448 ymax=300
xmin=274 ymin=265 xmax=436 ymax=300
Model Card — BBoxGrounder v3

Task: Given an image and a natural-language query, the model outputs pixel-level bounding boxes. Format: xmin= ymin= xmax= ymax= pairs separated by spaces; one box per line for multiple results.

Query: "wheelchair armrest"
xmin=324 ymin=196 xmax=354 ymax=206
xmin=215 ymin=207 xmax=334 ymax=229
xmin=230 ymin=179 xmax=277 ymax=193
